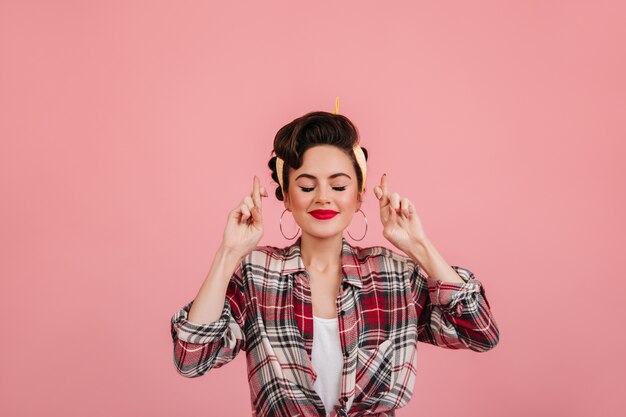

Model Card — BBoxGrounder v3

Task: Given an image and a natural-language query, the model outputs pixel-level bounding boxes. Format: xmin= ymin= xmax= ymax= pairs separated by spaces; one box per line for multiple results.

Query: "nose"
xmin=315 ymin=186 xmax=331 ymax=204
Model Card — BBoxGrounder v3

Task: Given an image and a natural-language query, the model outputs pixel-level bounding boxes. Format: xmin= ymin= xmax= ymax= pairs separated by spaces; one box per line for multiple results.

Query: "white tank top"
xmin=311 ymin=315 xmax=343 ymax=416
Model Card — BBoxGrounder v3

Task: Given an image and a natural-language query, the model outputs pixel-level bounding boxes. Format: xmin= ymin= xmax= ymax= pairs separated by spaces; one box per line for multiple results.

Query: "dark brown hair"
xmin=267 ymin=111 xmax=369 ymax=201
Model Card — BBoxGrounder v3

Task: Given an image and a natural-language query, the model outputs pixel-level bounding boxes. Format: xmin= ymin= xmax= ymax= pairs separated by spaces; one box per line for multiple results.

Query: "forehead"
xmin=295 ymin=145 xmax=354 ymax=174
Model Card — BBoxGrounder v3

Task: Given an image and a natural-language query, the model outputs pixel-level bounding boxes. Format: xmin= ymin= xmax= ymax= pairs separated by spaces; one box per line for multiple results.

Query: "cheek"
xmin=291 ymin=193 xmax=312 ymax=209
xmin=338 ymin=192 xmax=358 ymax=207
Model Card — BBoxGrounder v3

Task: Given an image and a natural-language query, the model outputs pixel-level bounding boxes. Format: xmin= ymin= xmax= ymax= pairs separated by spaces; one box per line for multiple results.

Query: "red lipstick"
xmin=309 ymin=210 xmax=339 ymax=220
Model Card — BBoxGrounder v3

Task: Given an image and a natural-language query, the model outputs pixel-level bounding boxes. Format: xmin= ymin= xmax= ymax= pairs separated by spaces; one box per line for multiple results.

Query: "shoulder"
xmin=351 ymin=243 xmax=418 ymax=270
xmin=239 ymin=244 xmax=291 ymax=270
xmin=245 ymin=244 xmax=288 ymax=260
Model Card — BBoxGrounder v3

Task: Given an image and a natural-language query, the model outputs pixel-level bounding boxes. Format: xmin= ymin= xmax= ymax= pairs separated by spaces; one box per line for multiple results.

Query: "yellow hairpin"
xmin=334 ymin=96 xmax=339 ymax=114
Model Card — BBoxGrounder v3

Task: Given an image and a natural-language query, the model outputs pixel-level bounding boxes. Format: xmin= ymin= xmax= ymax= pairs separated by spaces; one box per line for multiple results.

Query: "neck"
xmin=299 ymin=233 xmax=343 ymax=273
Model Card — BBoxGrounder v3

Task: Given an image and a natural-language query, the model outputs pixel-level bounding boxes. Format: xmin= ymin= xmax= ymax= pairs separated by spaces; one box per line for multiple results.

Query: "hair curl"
xmin=267 ymin=111 xmax=368 ymax=201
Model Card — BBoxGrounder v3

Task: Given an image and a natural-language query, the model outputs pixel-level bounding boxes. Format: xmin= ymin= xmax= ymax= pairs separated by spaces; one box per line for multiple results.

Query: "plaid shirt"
xmin=171 ymin=237 xmax=499 ymax=417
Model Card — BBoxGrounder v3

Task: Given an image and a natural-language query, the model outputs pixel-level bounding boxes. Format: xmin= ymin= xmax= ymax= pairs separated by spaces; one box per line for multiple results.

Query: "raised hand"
xmin=372 ymin=173 xmax=428 ymax=254
xmin=221 ymin=175 xmax=268 ymax=259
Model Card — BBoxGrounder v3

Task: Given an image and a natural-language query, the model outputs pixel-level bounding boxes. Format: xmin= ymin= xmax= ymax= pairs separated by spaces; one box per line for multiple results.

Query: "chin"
xmin=302 ymin=226 xmax=348 ymax=240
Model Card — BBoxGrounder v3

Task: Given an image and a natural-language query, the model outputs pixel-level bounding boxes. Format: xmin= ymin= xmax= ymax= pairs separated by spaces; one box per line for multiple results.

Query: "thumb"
xmin=374 ymin=186 xmax=382 ymax=199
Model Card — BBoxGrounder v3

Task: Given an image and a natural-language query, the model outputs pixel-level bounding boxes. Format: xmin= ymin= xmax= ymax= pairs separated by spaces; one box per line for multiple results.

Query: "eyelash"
xmin=300 ymin=186 xmax=347 ymax=192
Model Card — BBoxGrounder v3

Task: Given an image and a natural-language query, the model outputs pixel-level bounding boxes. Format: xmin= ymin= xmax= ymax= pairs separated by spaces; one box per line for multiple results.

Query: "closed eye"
xmin=300 ymin=186 xmax=347 ymax=192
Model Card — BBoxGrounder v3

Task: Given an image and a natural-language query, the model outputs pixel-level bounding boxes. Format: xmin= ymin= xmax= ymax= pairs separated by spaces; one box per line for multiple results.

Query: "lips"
xmin=309 ymin=210 xmax=339 ymax=220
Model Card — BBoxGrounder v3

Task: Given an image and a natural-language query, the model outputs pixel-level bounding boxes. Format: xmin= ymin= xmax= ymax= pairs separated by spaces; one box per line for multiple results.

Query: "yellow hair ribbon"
xmin=276 ymin=157 xmax=284 ymax=195
xmin=352 ymin=144 xmax=367 ymax=193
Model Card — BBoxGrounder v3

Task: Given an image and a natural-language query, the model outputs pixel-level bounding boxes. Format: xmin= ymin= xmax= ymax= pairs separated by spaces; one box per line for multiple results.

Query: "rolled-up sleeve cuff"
xmin=170 ymin=298 xmax=231 ymax=344
xmin=427 ymin=266 xmax=484 ymax=316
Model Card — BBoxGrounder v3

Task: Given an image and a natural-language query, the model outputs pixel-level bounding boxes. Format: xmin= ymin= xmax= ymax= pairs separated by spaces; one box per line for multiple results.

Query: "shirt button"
xmin=339 ymin=310 xmax=346 ymax=316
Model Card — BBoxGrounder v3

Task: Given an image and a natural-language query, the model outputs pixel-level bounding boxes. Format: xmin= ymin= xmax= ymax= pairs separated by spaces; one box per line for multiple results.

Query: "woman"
xmin=170 ymin=109 xmax=499 ymax=417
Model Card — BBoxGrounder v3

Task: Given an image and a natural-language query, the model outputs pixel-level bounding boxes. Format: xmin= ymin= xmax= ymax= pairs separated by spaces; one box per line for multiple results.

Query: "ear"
xmin=356 ymin=191 xmax=364 ymax=210
xmin=283 ymin=191 xmax=291 ymax=211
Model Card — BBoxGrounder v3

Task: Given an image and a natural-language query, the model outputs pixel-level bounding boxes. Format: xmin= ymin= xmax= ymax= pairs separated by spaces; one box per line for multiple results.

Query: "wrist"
xmin=406 ymin=237 xmax=465 ymax=284
xmin=203 ymin=245 xmax=245 ymax=288
xmin=216 ymin=244 xmax=245 ymax=266
xmin=406 ymin=237 xmax=432 ymax=264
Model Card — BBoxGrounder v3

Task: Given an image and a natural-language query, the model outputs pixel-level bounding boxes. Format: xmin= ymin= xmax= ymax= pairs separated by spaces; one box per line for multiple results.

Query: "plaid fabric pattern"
xmin=171 ymin=237 xmax=499 ymax=417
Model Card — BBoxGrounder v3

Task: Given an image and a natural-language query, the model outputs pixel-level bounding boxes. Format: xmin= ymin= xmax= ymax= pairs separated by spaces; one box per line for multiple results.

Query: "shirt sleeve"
xmin=170 ymin=260 xmax=249 ymax=377
xmin=410 ymin=262 xmax=499 ymax=352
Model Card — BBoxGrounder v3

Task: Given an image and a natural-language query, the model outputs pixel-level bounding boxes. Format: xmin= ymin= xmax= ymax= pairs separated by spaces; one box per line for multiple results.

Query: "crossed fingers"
xmin=374 ymin=174 xmax=413 ymax=219
xmin=240 ymin=175 xmax=268 ymax=223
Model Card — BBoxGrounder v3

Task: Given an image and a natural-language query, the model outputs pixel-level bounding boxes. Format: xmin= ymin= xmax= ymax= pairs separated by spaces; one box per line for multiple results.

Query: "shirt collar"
xmin=280 ymin=236 xmax=364 ymax=289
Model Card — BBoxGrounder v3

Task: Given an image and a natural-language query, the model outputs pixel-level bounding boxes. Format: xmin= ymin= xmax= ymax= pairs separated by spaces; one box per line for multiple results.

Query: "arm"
xmin=370 ymin=173 xmax=499 ymax=351
xmin=408 ymin=239 xmax=499 ymax=352
xmin=170 ymin=246 xmax=249 ymax=377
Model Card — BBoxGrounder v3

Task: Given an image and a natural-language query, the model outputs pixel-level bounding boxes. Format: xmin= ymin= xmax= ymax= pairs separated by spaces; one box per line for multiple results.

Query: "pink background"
xmin=1 ymin=1 xmax=624 ymax=416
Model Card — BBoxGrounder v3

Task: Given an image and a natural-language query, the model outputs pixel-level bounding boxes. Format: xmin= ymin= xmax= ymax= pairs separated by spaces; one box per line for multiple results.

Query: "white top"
xmin=311 ymin=315 xmax=344 ymax=416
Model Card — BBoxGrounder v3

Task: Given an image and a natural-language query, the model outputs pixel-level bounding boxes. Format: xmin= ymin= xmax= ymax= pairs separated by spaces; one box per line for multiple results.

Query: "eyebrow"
xmin=295 ymin=173 xmax=352 ymax=181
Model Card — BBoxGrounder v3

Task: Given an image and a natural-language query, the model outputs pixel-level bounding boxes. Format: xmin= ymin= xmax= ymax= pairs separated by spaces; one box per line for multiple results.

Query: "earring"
xmin=280 ymin=208 xmax=300 ymax=240
xmin=346 ymin=208 xmax=367 ymax=241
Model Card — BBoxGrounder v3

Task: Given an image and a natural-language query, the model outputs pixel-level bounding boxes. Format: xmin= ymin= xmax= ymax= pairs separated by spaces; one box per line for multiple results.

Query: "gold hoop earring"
xmin=346 ymin=208 xmax=367 ymax=241
xmin=279 ymin=209 xmax=300 ymax=240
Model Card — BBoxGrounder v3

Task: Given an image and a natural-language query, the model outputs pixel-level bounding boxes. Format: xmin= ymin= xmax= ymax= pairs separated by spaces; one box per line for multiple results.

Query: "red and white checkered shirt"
xmin=171 ymin=237 xmax=499 ymax=417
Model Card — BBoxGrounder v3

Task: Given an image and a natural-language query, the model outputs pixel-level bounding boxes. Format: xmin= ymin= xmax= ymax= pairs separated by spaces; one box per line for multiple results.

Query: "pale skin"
xmin=187 ymin=147 xmax=463 ymax=324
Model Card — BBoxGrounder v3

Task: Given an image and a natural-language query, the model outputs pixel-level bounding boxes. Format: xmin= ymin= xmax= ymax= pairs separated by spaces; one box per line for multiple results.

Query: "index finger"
xmin=376 ymin=173 xmax=390 ymax=208
xmin=252 ymin=175 xmax=262 ymax=209
xmin=381 ymin=173 xmax=388 ymax=195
